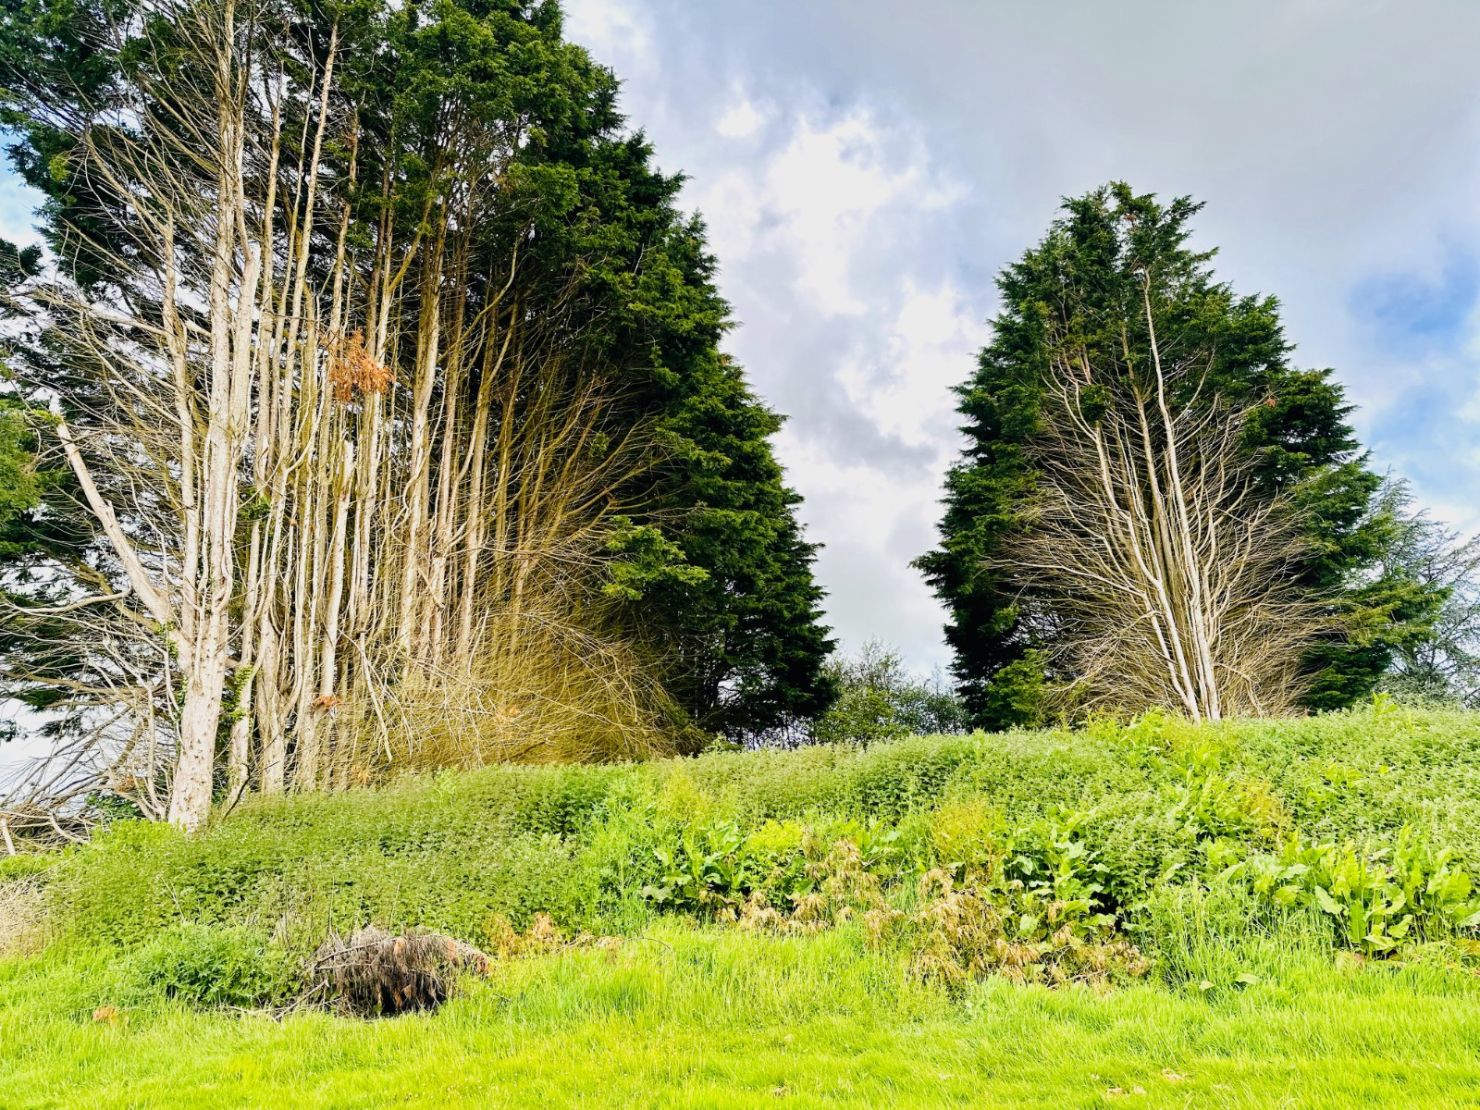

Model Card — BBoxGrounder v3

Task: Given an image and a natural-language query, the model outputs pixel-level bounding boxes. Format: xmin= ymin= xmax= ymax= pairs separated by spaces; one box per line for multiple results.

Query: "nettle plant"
xmin=1168 ymin=766 xmax=1286 ymax=845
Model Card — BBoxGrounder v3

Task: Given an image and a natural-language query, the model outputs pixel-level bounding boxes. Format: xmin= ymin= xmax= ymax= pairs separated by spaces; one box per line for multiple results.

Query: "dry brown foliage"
xmin=0 ymin=879 xmax=48 ymax=960
xmin=909 ymin=869 xmax=1149 ymax=990
xmin=1008 ymin=277 xmax=1326 ymax=721
xmin=326 ymin=330 xmax=394 ymax=403
xmin=479 ymin=911 xmax=623 ymax=961
xmin=310 ymin=926 xmax=492 ymax=1017
xmin=308 ymin=915 xmax=624 ymax=1017
xmin=730 ymin=838 xmax=897 ymax=935
xmin=328 ymin=603 xmax=678 ymax=779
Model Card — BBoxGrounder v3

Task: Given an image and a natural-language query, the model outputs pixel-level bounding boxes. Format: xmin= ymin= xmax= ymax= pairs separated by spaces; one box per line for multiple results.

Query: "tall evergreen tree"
xmin=505 ymin=113 xmax=836 ymax=739
xmin=0 ymin=0 xmax=833 ymax=827
xmin=918 ymin=183 xmax=1440 ymax=728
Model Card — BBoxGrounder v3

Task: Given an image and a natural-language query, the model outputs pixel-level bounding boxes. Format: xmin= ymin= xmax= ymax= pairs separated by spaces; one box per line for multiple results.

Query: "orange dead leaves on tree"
xmin=327 ymin=330 xmax=393 ymax=403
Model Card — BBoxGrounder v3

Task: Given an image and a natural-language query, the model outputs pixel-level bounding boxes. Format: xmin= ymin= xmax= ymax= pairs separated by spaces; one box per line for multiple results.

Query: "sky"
xmin=552 ymin=0 xmax=1480 ymax=673
xmin=2 ymin=0 xmax=1478 ymax=688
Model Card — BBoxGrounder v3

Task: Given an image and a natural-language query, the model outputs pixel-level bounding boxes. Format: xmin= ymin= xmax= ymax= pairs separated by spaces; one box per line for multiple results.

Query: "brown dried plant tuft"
xmin=311 ymin=926 xmax=491 ymax=1017
xmin=909 ymin=869 xmax=1149 ymax=990
xmin=326 ymin=330 xmax=393 ymax=404
xmin=0 ymin=879 xmax=48 ymax=959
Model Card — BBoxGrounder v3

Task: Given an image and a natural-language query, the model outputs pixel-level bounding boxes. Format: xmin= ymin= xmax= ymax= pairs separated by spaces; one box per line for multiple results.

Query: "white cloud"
xmin=562 ymin=0 xmax=654 ymax=78
xmin=774 ymin=427 xmax=952 ymax=667
xmin=677 ymin=105 xmax=975 ymax=665
xmin=839 ymin=279 xmax=978 ymax=449
xmin=715 ymin=95 xmax=769 ymax=140
xmin=1461 ymin=399 xmax=1480 ymax=428
xmin=1425 ymin=496 xmax=1480 ymax=540
xmin=689 ymin=169 xmax=764 ymax=268
xmin=760 ymin=111 xmax=938 ymax=316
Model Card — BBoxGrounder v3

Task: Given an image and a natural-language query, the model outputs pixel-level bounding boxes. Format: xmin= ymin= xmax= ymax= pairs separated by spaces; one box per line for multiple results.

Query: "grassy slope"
xmin=4 ymin=707 xmax=1480 ymax=1108
xmin=5 ymin=925 xmax=1480 ymax=1108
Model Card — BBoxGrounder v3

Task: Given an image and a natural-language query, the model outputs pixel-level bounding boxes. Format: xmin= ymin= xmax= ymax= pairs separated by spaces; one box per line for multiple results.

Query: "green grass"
xmin=5 ymin=922 xmax=1480 ymax=1108
xmin=4 ymin=706 xmax=1480 ymax=1106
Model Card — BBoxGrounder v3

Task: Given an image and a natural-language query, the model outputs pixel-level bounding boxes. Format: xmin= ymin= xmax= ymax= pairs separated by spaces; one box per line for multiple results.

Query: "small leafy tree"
xmin=1372 ymin=481 xmax=1480 ymax=707
xmin=812 ymin=642 xmax=968 ymax=744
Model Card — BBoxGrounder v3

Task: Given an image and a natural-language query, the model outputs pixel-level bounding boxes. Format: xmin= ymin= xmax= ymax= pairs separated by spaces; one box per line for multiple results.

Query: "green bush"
xmin=22 ymin=706 xmax=1480 ymax=990
xmin=638 ymin=814 xmax=911 ymax=919
xmin=113 ymin=923 xmax=295 ymax=1009
xmin=1230 ymin=826 xmax=1480 ymax=955
xmin=811 ymin=642 xmax=969 ymax=745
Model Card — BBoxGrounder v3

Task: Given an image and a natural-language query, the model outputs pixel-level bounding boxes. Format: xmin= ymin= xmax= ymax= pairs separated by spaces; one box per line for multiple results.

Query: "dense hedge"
xmin=19 ymin=706 xmax=1480 ymax=973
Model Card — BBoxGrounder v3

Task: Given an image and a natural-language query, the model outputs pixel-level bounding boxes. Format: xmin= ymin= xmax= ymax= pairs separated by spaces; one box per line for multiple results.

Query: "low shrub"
xmin=14 ymin=706 xmax=1480 ymax=1006
xmin=925 ymin=799 xmax=1000 ymax=877
xmin=732 ymin=838 xmax=896 ymax=935
xmin=1229 ymin=826 xmax=1480 ymax=956
xmin=53 ymin=818 xmax=592 ymax=951
xmin=641 ymin=816 xmax=908 ymax=922
xmin=908 ymin=866 xmax=1148 ymax=990
xmin=113 ymin=923 xmax=296 ymax=1009
xmin=0 ymin=853 xmax=61 ymax=882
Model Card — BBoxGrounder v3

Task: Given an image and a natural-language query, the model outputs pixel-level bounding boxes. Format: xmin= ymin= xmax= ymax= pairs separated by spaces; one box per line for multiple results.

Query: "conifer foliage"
xmin=0 ymin=0 xmax=832 ymax=829
xmin=919 ymin=184 xmax=1442 ymax=728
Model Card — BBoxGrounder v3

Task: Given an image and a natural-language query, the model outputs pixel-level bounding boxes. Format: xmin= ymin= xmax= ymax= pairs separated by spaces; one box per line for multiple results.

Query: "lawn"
xmin=5 ymin=923 xmax=1480 ymax=1108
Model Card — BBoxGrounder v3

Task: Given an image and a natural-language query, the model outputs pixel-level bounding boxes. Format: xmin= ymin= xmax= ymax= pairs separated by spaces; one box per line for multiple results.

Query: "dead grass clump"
xmin=735 ymin=891 xmax=787 ymax=932
xmin=813 ymin=839 xmax=889 ymax=920
xmin=480 ymin=911 xmax=576 ymax=959
xmin=733 ymin=838 xmax=897 ymax=935
xmin=311 ymin=926 xmax=491 ymax=1017
xmin=377 ymin=605 xmax=679 ymax=773
xmin=0 ymin=879 xmax=47 ymax=959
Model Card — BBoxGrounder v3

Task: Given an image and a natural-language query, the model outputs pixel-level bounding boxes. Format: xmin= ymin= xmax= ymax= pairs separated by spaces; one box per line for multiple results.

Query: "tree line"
xmin=0 ymin=0 xmax=833 ymax=831
xmin=0 ymin=1 xmax=1473 ymax=836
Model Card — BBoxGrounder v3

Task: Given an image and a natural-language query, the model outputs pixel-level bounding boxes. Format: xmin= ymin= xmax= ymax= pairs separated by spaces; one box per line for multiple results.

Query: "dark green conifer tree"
xmin=0 ymin=0 xmax=834 ymax=756
xmin=918 ymin=184 xmax=1440 ymax=727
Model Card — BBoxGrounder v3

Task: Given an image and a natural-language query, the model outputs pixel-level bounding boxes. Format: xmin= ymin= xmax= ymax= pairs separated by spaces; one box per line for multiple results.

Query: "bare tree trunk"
xmin=1008 ymin=284 xmax=1321 ymax=720
xmin=9 ymin=0 xmax=684 ymax=825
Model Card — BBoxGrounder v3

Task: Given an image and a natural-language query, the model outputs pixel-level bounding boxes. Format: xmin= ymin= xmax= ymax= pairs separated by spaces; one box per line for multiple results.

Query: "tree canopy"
xmin=918 ymin=183 xmax=1443 ymax=728
xmin=0 ymin=0 xmax=833 ymax=827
